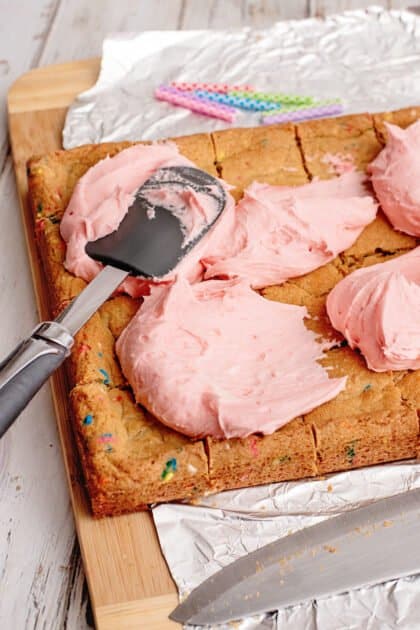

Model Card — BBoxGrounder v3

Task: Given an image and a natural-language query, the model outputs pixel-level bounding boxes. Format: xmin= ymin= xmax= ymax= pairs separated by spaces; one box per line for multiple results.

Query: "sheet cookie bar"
xmin=28 ymin=135 xmax=217 ymax=222
xmin=28 ymin=132 xmax=218 ymax=309
xmin=297 ymin=112 xmax=418 ymax=263
xmin=212 ymin=123 xmax=308 ymax=199
xmin=296 ymin=112 xmax=381 ymax=179
xmin=307 ymin=348 xmax=418 ymax=474
xmin=373 ymin=105 xmax=420 ymax=143
xmin=67 ymin=295 xmax=140 ymax=389
xmin=397 ymin=371 xmax=420 ymax=457
xmin=207 ymin=417 xmax=317 ymax=492
xmin=29 ymin=132 xmax=219 ymax=392
xmin=27 ymin=113 xmax=420 ymax=517
xmin=291 ymin=112 xmax=420 ymax=471
xmin=35 ymin=218 xmax=86 ymax=315
xmin=262 ymin=276 xmax=418 ymax=475
xmin=71 ymin=384 xmax=210 ymax=517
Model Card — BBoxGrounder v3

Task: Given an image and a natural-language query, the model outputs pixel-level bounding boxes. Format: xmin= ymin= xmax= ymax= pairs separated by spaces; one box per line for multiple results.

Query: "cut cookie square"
xmin=207 ymin=417 xmax=317 ymax=492
xmin=297 ymin=112 xmax=417 ymax=263
xmin=66 ymin=296 xmax=140 ymax=389
xmin=297 ymin=113 xmax=381 ymax=179
xmin=27 ymin=133 xmax=217 ymax=222
xmin=211 ymin=123 xmax=308 ymax=199
xmin=306 ymin=348 xmax=418 ymax=474
xmin=71 ymin=384 xmax=210 ymax=517
xmin=373 ymin=105 xmax=420 ymax=143
xmin=36 ymin=218 xmax=86 ymax=314
xmin=26 ymin=113 xmax=420 ymax=516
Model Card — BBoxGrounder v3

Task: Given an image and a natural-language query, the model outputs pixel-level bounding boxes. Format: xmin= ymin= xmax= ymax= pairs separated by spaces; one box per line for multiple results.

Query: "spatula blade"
xmin=85 ymin=166 xmax=226 ymax=277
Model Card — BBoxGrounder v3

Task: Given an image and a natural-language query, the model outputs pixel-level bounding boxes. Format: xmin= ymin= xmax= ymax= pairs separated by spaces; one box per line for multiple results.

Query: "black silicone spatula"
xmin=0 ymin=166 xmax=226 ymax=436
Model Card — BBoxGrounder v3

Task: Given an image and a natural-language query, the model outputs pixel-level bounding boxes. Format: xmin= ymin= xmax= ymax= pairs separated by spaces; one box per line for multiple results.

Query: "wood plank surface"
xmin=8 ymin=79 xmax=178 ymax=629
xmin=1 ymin=2 xmax=420 ymax=628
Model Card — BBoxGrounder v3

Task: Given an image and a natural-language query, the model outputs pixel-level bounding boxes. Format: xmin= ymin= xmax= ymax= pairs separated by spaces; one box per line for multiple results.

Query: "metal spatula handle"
xmin=0 ymin=322 xmax=73 ymax=436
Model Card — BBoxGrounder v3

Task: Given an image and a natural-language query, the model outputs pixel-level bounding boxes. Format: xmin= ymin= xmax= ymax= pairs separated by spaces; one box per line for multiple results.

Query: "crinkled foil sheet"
xmin=154 ymin=462 xmax=420 ymax=629
xmin=63 ymin=7 xmax=420 ymax=628
xmin=64 ymin=6 xmax=420 ymax=147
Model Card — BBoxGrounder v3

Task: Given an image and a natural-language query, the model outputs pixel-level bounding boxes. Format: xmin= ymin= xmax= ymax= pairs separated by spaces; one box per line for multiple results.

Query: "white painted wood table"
xmin=0 ymin=1 xmax=418 ymax=628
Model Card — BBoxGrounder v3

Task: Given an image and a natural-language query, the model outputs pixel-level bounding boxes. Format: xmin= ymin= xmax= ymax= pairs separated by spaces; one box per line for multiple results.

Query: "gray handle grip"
xmin=0 ymin=323 xmax=73 ymax=438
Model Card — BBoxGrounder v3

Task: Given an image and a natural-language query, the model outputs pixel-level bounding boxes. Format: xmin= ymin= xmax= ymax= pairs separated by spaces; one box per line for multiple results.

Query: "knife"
xmin=0 ymin=166 xmax=226 ymax=436
xmin=170 ymin=486 xmax=420 ymax=626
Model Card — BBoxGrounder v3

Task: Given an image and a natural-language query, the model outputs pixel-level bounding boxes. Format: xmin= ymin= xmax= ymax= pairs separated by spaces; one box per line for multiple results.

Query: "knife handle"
xmin=0 ymin=322 xmax=73 ymax=438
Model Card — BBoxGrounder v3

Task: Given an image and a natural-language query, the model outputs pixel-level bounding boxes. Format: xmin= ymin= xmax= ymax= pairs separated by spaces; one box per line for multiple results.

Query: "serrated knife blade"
xmin=170 ymin=487 xmax=420 ymax=626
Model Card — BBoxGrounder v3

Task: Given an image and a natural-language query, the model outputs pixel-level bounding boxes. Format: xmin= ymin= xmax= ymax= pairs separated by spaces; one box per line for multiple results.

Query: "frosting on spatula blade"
xmin=85 ymin=166 xmax=226 ymax=278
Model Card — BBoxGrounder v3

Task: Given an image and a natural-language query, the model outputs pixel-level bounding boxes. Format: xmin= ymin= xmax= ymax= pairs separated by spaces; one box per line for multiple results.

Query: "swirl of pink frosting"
xmin=203 ymin=172 xmax=378 ymax=288
xmin=326 ymin=247 xmax=420 ymax=372
xmin=116 ymin=277 xmax=346 ymax=439
xmin=368 ymin=121 xmax=420 ymax=236
xmin=60 ymin=143 xmax=236 ymax=297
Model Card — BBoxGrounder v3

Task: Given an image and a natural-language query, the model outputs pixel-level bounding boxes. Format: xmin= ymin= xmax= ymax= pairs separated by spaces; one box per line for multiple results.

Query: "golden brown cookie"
xmin=35 ymin=218 xmax=86 ymax=314
xmin=71 ymin=384 xmax=210 ymax=517
xmin=212 ymin=123 xmax=308 ymax=199
xmin=28 ymin=113 xmax=420 ymax=517
xmin=297 ymin=113 xmax=381 ymax=179
xmin=373 ymin=105 xmax=420 ymax=143
xmin=207 ymin=417 xmax=317 ymax=492
xmin=306 ymin=348 xmax=418 ymax=474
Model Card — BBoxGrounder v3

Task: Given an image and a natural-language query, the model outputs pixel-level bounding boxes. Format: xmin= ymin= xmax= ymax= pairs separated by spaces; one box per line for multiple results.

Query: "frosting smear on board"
xmin=116 ymin=278 xmax=346 ymax=439
xmin=327 ymin=247 xmax=420 ymax=372
xmin=60 ymin=143 xmax=236 ymax=297
xmin=203 ymin=172 xmax=378 ymax=288
xmin=368 ymin=121 xmax=420 ymax=236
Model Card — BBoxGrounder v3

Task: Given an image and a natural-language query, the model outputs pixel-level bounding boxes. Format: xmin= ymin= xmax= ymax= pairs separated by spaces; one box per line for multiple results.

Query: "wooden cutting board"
xmin=8 ymin=59 xmax=178 ymax=630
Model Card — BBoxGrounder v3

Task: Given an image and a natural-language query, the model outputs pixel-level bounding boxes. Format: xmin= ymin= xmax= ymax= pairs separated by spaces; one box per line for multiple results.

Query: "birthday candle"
xmin=262 ymin=103 xmax=344 ymax=125
xmin=231 ymin=90 xmax=315 ymax=106
xmin=155 ymin=85 xmax=236 ymax=122
xmin=195 ymin=90 xmax=275 ymax=112
xmin=261 ymin=98 xmax=342 ymax=117
xmin=171 ymin=81 xmax=254 ymax=94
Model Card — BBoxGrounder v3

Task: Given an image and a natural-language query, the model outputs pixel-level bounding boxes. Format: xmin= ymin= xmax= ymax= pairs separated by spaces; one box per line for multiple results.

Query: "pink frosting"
xmin=60 ymin=143 xmax=236 ymax=297
xmin=116 ymin=277 xmax=346 ymax=439
xmin=368 ymin=121 xmax=420 ymax=236
xmin=202 ymin=172 xmax=378 ymax=288
xmin=61 ymin=148 xmax=385 ymax=439
xmin=141 ymin=187 xmax=223 ymax=247
xmin=327 ymin=247 xmax=420 ymax=371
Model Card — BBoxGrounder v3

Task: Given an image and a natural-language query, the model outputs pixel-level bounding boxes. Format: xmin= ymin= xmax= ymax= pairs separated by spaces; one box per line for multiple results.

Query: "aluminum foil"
xmin=62 ymin=6 xmax=420 ymax=628
xmin=64 ymin=6 xmax=420 ymax=147
xmin=154 ymin=461 xmax=420 ymax=629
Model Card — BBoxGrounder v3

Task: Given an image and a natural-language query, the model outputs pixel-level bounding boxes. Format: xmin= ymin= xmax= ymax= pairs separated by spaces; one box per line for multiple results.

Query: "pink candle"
xmin=170 ymin=81 xmax=254 ymax=94
xmin=155 ymin=85 xmax=236 ymax=122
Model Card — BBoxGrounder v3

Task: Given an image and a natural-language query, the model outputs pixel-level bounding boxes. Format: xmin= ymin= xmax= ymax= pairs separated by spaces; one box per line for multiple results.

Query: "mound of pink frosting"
xmin=368 ymin=121 xmax=420 ymax=236
xmin=60 ymin=145 xmax=386 ymax=439
xmin=60 ymin=143 xmax=236 ymax=297
xmin=203 ymin=172 xmax=378 ymax=288
xmin=116 ymin=278 xmax=346 ymax=438
xmin=61 ymin=146 xmax=378 ymax=295
xmin=327 ymin=247 xmax=420 ymax=371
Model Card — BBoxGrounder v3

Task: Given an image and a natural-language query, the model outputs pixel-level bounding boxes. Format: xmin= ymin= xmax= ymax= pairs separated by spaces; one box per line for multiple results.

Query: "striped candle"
xmin=154 ymin=85 xmax=236 ymax=122
xmin=262 ymin=103 xmax=344 ymax=125
xmin=195 ymin=90 xmax=275 ymax=112
xmin=171 ymin=81 xmax=254 ymax=94
xmin=261 ymin=98 xmax=343 ymax=117
xmin=231 ymin=90 xmax=315 ymax=106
